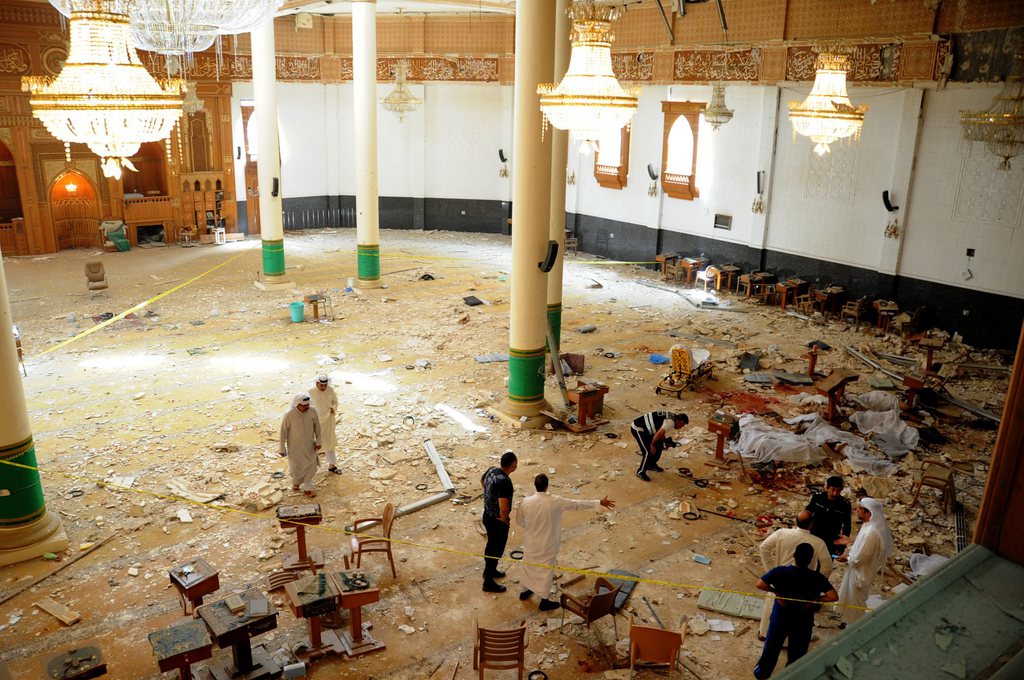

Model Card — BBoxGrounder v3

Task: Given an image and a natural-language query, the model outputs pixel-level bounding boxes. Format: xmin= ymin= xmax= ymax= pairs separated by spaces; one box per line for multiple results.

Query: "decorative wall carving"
xmin=953 ymin=155 xmax=1024 ymax=224
xmin=673 ymin=49 xmax=761 ymax=82
xmin=0 ymin=44 xmax=30 ymax=74
xmin=787 ymin=44 xmax=904 ymax=82
xmin=41 ymin=46 xmax=67 ymax=76
xmin=42 ymin=159 xmax=99 ymax=197
xmin=805 ymin=146 xmax=858 ymax=205
xmin=0 ymin=128 xmax=12 ymax=150
xmin=375 ymin=57 xmax=499 ymax=82
xmin=0 ymin=5 xmax=61 ymax=27
xmin=611 ymin=52 xmax=655 ymax=81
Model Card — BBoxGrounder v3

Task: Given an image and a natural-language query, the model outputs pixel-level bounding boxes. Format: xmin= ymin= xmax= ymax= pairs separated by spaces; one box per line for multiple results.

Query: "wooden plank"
xmin=0 ymin=532 xmax=117 ymax=607
xmin=34 ymin=597 xmax=80 ymax=625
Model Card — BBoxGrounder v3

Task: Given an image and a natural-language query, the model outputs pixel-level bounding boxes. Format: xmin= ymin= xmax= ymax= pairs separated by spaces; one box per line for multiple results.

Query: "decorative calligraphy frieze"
xmin=277 ymin=55 xmax=321 ymax=81
xmin=0 ymin=45 xmax=30 ymax=75
xmin=353 ymin=57 xmax=498 ymax=82
xmin=786 ymin=44 xmax=904 ymax=83
xmin=611 ymin=52 xmax=654 ymax=81
xmin=673 ymin=49 xmax=761 ymax=82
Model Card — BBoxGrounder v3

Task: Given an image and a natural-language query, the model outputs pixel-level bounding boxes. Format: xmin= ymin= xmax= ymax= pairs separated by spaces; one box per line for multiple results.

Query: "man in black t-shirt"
xmin=480 ymin=450 xmax=517 ymax=593
xmin=806 ymin=476 xmax=852 ymax=556
xmin=753 ymin=543 xmax=838 ymax=679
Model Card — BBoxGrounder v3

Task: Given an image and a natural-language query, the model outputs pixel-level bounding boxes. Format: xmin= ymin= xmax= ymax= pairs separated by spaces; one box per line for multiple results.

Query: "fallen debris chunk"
xmin=35 ymin=597 xmax=80 ymax=625
xmin=697 ymin=589 xmax=763 ymax=620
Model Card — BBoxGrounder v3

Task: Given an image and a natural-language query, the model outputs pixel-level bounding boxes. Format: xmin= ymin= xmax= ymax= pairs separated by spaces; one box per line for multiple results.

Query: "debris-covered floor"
xmin=0 ymin=230 xmax=1009 ymax=679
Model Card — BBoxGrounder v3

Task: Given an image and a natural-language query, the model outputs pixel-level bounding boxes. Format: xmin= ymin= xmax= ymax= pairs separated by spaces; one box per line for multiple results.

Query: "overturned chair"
xmin=656 ymin=345 xmax=714 ymax=399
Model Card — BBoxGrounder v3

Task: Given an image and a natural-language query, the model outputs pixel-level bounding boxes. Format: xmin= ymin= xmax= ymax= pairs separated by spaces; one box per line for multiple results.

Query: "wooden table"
xmin=813 ymin=286 xmax=845 ymax=317
xmin=284 ymin=573 xmax=345 ymax=661
xmin=741 ymin=272 xmax=776 ymax=300
xmin=718 ymin=264 xmax=741 ymax=291
xmin=655 ymin=253 xmax=680 ymax=279
xmin=149 ymin=620 xmax=213 ymax=680
xmin=680 ymin=256 xmax=710 ymax=286
xmin=874 ymin=300 xmax=899 ymax=333
xmin=169 ymin=557 xmax=219 ymax=615
xmin=196 ymin=589 xmax=280 ymax=680
xmin=328 ymin=571 xmax=385 ymax=658
xmin=564 ymin=379 xmax=610 ymax=432
xmin=44 ymin=644 xmax=107 ymax=679
xmin=303 ymin=294 xmax=328 ymax=322
xmin=775 ymin=278 xmax=808 ymax=311
xmin=277 ymin=504 xmax=325 ymax=572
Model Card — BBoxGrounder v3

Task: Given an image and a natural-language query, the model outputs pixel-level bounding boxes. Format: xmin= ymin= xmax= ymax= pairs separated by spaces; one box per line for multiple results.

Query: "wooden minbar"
xmin=328 ymin=571 xmax=385 ymax=658
xmin=277 ymin=504 xmax=325 ymax=572
xmin=196 ymin=589 xmax=280 ymax=680
xmin=170 ymin=557 xmax=220 ymax=615
xmin=148 ymin=620 xmax=213 ymax=680
xmin=284 ymin=573 xmax=345 ymax=662
xmin=44 ymin=644 xmax=107 ymax=680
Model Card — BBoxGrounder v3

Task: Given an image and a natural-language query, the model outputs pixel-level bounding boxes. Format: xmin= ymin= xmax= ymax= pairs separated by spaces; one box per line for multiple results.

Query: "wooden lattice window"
xmin=594 ymin=125 xmax=630 ymax=190
xmin=661 ymin=101 xmax=705 ymax=200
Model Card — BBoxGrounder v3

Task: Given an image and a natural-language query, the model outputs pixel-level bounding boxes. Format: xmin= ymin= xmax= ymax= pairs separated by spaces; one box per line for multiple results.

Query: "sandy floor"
xmin=0 ymin=229 xmax=1007 ymax=679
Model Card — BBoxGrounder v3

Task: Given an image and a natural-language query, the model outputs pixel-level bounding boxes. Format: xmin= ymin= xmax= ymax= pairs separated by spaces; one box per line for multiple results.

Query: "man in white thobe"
xmin=308 ymin=374 xmax=340 ymax=474
xmin=757 ymin=510 xmax=833 ymax=639
xmin=836 ymin=497 xmax=892 ymax=621
xmin=279 ymin=393 xmax=321 ymax=497
xmin=515 ymin=473 xmax=614 ymax=611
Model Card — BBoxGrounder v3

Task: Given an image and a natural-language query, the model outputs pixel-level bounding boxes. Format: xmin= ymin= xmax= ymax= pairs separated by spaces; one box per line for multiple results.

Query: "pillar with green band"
xmin=508 ymin=347 xmax=546 ymax=404
xmin=357 ymin=243 xmax=380 ymax=283
xmin=0 ymin=256 xmax=67 ymax=566
xmin=546 ymin=303 xmax=562 ymax=355
xmin=353 ymin=1 xmax=383 ymax=289
xmin=261 ymin=238 xmax=286 ymax=278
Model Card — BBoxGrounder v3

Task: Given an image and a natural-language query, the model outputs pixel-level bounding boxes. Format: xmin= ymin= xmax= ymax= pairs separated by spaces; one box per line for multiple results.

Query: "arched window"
xmin=594 ymin=126 xmax=630 ymax=189
xmin=661 ymin=101 xmax=705 ymax=200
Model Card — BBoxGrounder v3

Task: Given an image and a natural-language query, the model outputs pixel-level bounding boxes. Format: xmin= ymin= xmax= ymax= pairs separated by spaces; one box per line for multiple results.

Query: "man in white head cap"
xmin=308 ymin=374 xmax=340 ymax=475
xmin=279 ymin=393 xmax=322 ymax=497
xmin=835 ymin=497 xmax=892 ymax=620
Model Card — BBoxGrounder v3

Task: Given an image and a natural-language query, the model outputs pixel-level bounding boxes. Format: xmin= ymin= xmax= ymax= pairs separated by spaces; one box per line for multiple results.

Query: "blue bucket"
xmin=289 ymin=301 xmax=305 ymax=323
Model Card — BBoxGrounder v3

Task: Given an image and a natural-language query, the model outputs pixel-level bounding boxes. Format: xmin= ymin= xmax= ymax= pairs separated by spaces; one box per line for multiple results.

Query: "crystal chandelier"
xmin=960 ymin=59 xmax=1024 ymax=171
xmin=704 ymin=83 xmax=733 ymax=130
xmin=23 ymin=0 xmax=184 ymax=179
xmin=182 ymin=83 xmax=205 ymax=114
xmin=537 ymin=0 xmax=641 ymax=143
xmin=380 ymin=61 xmax=422 ymax=122
xmin=788 ymin=51 xmax=868 ymax=156
xmin=49 ymin=1 xmax=284 ymax=57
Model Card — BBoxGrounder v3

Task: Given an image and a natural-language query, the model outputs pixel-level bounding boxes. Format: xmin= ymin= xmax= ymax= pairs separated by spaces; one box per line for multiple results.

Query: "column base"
xmin=0 ymin=510 xmax=69 ymax=567
xmin=355 ymin=278 xmax=383 ymax=290
xmin=489 ymin=400 xmax=552 ymax=430
xmin=254 ymin=274 xmax=295 ymax=291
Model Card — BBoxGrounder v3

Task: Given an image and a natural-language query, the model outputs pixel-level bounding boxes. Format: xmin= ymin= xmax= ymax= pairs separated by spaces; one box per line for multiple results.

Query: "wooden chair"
xmin=663 ymin=258 xmax=685 ymax=283
xmin=694 ymin=265 xmax=720 ymax=291
xmin=560 ymin=577 xmax=621 ymax=653
xmin=349 ymin=502 xmax=397 ymax=578
xmin=910 ymin=461 xmax=955 ymax=514
xmin=629 ymin=616 xmax=686 ymax=679
xmin=841 ymin=296 xmax=868 ymax=324
xmin=473 ymin=619 xmax=528 ymax=680
xmin=795 ymin=290 xmax=817 ymax=315
xmin=892 ymin=306 xmax=924 ymax=338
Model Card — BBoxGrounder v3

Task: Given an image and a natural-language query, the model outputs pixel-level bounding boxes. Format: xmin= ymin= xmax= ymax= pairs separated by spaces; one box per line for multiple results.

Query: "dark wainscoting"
xmin=568 ymin=211 xmax=1024 ymax=350
xmin=235 ymin=201 xmax=248 ymax=235
xmin=425 ymin=198 xmax=509 ymax=234
xmin=276 ymin=195 xmax=507 ymax=233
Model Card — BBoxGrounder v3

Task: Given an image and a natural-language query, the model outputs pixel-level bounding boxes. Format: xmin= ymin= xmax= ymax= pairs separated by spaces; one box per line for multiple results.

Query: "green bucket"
xmin=289 ymin=301 xmax=305 ymax=323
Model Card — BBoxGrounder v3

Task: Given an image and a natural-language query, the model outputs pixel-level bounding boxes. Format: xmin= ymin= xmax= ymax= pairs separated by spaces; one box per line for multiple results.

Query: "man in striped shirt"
xmin=630 ymin=411 xmax=688 ymax=481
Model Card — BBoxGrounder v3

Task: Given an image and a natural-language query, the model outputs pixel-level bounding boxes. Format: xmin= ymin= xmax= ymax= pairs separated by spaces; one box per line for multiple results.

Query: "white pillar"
xmin=546 ymin=0 xmax=570 ymax=352
xmin=252 ymin=19 xmax=293 ymax=290
xmin=353 ymin=0 xmax=382 ymax=288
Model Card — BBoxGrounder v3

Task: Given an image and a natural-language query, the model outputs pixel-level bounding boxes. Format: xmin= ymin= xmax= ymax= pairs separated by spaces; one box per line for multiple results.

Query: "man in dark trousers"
xmin=753 ymin=542 xmax=838 ymax=679
xmin=806 ymin=476 xmax=853 ymax=556
xmin=480 ymin=450 xmax=517 ymax=593
xmin=630 ymin=411 xmax=688 ymax=481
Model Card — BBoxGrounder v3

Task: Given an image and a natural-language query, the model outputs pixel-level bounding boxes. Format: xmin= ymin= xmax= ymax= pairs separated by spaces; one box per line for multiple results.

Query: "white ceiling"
xmin=278 ymin=0 xmax=515 ymax=17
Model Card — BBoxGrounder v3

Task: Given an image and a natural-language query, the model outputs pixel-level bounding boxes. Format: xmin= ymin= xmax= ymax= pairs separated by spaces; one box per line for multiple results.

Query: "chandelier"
xmin=788 ymin=51 xmax=868 ymax=156
xmin=24 ymin=1 xmax=184 ymax=179
xmin=380 ymin=61 xmax=422 ymax=122
xmin=704 ymin=83 xmax=733 ymax=130
xmin=49 ymin=1 xmax=283 ymax=57
xmin=182 ymin=83 xmax=205 ymax=114
xmin=960 ymin=59 xmax=1024 ymax=171
xmin=537 ymin=0 xmax=640 ymax=143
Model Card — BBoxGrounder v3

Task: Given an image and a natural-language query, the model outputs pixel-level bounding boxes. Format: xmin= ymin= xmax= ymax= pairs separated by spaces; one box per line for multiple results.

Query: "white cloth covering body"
xmin=279 ymin=406 xmax=321 ymax=491
xmin=309 ymin=385 xmax=338 ymax=466
xmin=515 ymin=492 xmax=600 ymax=598
xmin=757 ymin=527 xmax=833 ymax=636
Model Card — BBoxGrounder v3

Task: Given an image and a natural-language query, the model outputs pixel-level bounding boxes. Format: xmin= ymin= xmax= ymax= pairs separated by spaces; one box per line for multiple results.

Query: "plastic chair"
xmin=349 ymin=502 xmax=397 ymax=578
xmin=910 ymin=462 xmax=955 ymax=514
xmin=84 ymin=261 xmax=108 ymax=292
xmin=695 ymin=265 xmax=720 ymax=291
xmin=560 ymin=577 xmax=621 ymax=653
xmin=473 ymin=619 xmax=528 ymax=680
xmin=629 ymin=616 xmax=686 ymax=678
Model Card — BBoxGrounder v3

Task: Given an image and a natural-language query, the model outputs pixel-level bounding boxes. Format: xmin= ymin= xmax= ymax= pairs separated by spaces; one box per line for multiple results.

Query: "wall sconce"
xmin=883 ymin=216 xmax=900 ymax=239
xmin=498 ymin=148 xmax=508 ymax=177
xmin=64 ymin=181 xmax=77 ymax=193
xmin=752 ymin=170 xmax=766 ymax=213
xmin=647 ymin=163 xmax=659 ymax=196
xmin=499 ymin=165 xmax=508 ymax=178
xmin=648 ymin=182 xmax=658 ymax=197
xmin=566 ymin=171 xmax=576 ymax=186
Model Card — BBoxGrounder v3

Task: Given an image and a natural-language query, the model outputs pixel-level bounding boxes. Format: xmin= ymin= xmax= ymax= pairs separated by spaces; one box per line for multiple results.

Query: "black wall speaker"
xmin=236 ymin=146 xmax=242 ymax=160
xmin=498 ymin=149 xmax=508 ymax=163
xmin=882 ymin=190 xmax=899 ymax=212
xmin=272 ymin=177 xmax=279 ymax=197
xmin=647 ymin=163 xmax=659 ymax=181
xmin=756 ymin=170 xmax=765 ymax=195
xmin=538 ymin=240 xmax=559 ymax=272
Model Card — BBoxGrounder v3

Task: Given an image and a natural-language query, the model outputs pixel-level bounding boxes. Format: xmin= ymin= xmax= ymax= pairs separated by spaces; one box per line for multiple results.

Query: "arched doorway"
xmin=0 ymin=141 xmax=26 ymax=255
xmin=50 ymin=169 xmax=99 ymax=250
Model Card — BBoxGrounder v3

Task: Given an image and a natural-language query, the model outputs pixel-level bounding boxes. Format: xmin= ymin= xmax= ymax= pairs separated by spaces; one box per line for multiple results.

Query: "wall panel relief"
xmin=673 ymin=49 xmax=761 ymax=82
xmin=611 ymin=52 xmax=654 ymax=81
xmin=953 ymin=155 xmax=1024 ymax=225
xmin=0 ymin=44 xmax=30 ymax=74
xmin=787 ymin=44 xmax=904 ymax=82
xmin=804 ymin=147 xmax=858 ymax=205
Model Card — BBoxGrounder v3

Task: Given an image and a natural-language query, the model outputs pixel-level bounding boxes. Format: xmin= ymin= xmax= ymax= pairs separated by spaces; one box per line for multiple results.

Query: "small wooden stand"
xmin=565 ymin=379 xmax=609 ymax=432
xmin=149 ymin=620 xmax=213 ymax=680
xmin=802 ymin=346 xmax=826 ymax=377
xmin=277 ymin=504 xmax=325 ymax=573
xmin=304 ymin=294 xmax=327 ymax=322
xmin=916 ymin=337 xmax=945 ymax=374
xmin=706 ymin=413 xmax=739 ymax=461
xmin=196 ymin=589 xmax=280 ymax=680
xmin=285 ymin=573 xmax=345 ymax=662
xmin=329 ymin=571 xmax=385 ymax=657
xmin=816 ymin=370 xmax=859 ymax=422
xmin=902 ymin=372 xmax=926 ymax=409
xmin=169 ymin=557 xmax=220 ymax=616
xmin=45 ymin=644 xmax=107 ymax=679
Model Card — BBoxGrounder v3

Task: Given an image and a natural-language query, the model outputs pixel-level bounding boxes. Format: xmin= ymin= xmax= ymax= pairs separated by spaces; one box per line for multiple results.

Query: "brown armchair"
xmin=560 ymin=576 xmax=621 ymax=652
xmin=841 ymin=296 xmax=868 ymax=323
xmin=349 ymin=502 xmax=397 ymax=578
xmin=473 ymin=619 xmax=528 ymax=680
